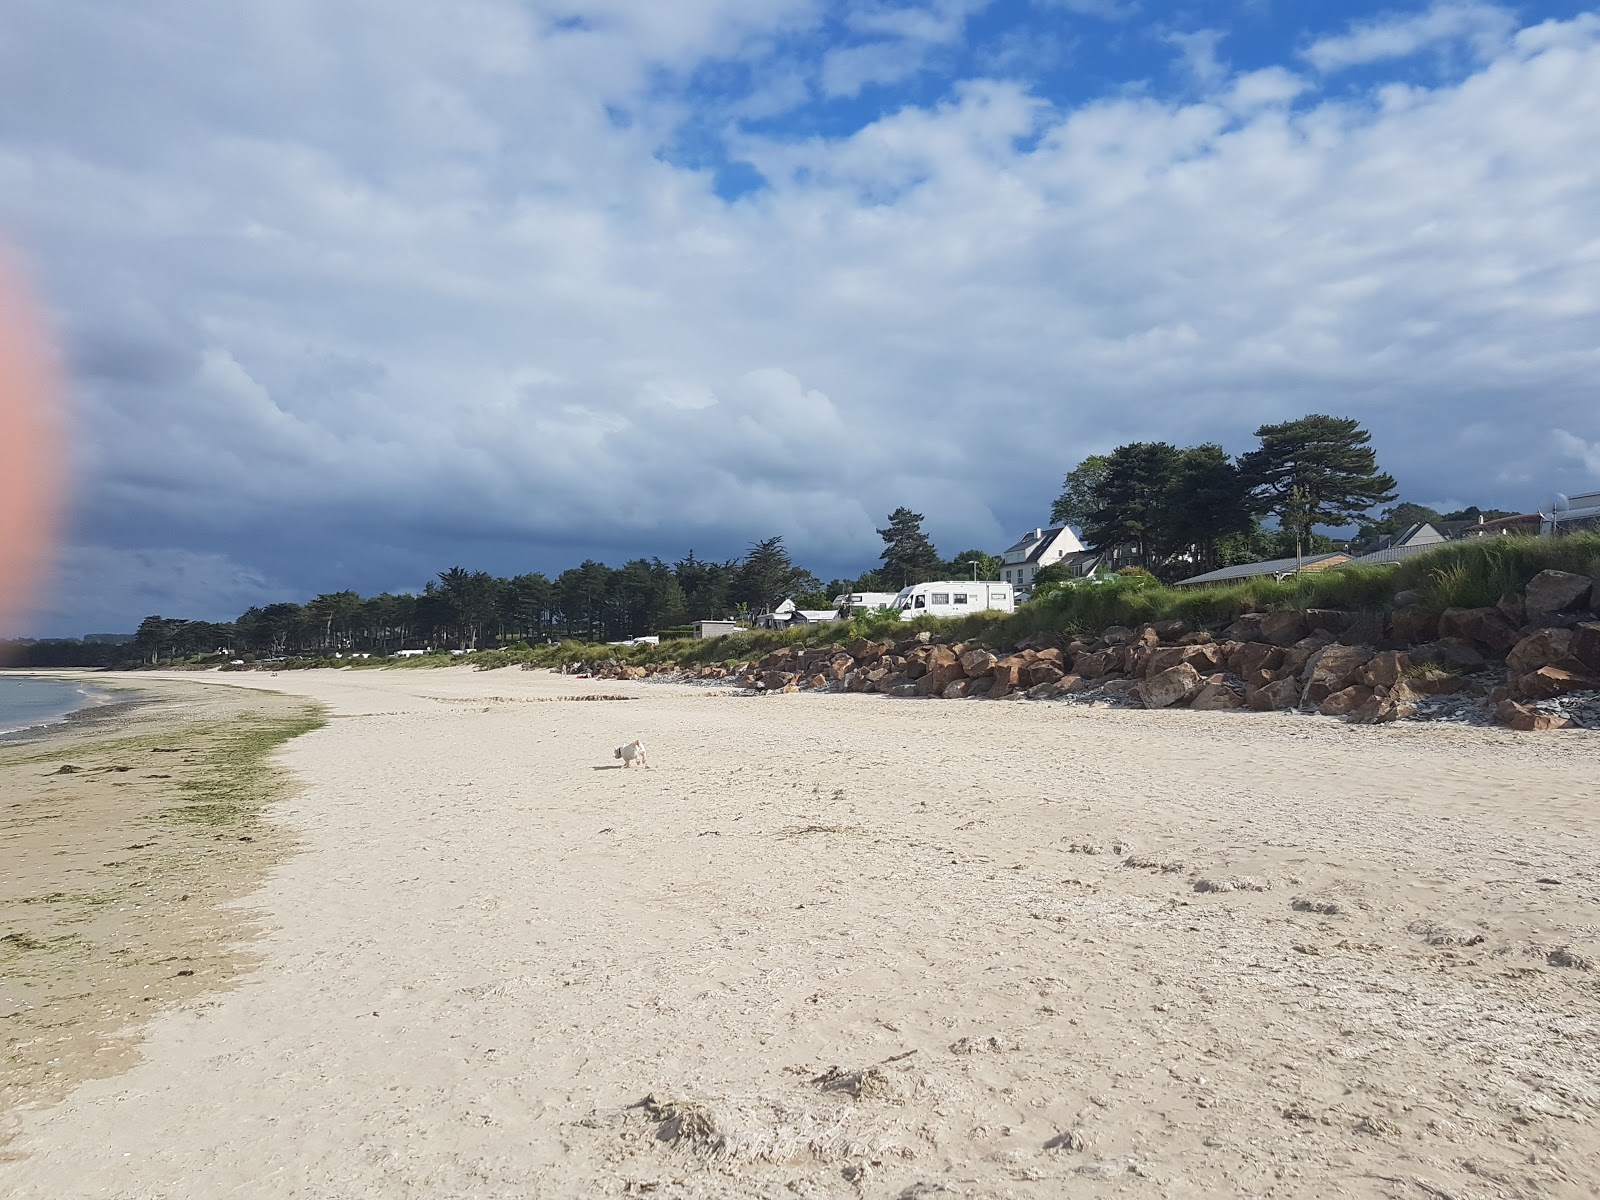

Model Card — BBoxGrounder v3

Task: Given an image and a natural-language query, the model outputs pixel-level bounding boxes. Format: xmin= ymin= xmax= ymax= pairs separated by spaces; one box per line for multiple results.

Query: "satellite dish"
xmin=1552 ymin=492 xmax=1570 ymax=514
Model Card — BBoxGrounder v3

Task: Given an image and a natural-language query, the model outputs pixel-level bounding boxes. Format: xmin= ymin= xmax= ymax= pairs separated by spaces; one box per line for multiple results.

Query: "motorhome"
xmin=892 ymin=580 xmax=1014 ymax=620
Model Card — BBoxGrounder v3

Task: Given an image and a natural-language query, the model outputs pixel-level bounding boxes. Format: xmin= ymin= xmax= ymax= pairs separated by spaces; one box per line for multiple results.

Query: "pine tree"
xmin=1238 ymin=415 xmax=1397 ymax=562
xmin=877 ymin=507 xmax=944 ymax=587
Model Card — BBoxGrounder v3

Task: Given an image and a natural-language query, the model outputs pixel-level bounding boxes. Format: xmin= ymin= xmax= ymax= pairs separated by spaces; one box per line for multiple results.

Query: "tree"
xmin=1238 ymin=415 xmax=1397 ymax=562
xmin=1050 ymin=454 xmax=1111 ymax=529
xmin=878 ymin=507 xmax=944 ymax=586
xmin=1162 ymin=444 xmax=1253 ymax=573
xmin=734 ymin=536 xmax=818 ymax=614
xmin=947 ymin=549 xmax=1002 ymax=580
xmin=1081 ymin=442 xmax=1183 ymax=569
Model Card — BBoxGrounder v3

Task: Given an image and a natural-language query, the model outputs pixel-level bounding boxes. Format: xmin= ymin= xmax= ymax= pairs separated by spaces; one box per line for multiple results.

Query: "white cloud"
xmin=1 ymin=1 xmax=1598 ymax=632
xmin=1303 ymin=2 xmax=1517 ymax=73
xmin=1554 ymin=430 xmax=1600 ymax=478
xmin=1165 ymin=29 xmax=1228 ymax=89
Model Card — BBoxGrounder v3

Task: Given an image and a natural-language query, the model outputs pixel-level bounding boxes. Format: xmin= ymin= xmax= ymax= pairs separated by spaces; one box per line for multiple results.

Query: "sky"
xmin=2 ymin=0 xmax=1599 ymax=635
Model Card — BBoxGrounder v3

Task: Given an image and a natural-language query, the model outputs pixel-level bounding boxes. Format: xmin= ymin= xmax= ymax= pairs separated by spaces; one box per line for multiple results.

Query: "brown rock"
xmin=1059 ymin=674 xmax=1094 ymax=694
xmin=941 ymin=679 xmax=973 ymax=699
xmin=1140 ymin=662 xmax=1203 ymax=709
xmin=1147 ymin=644 xmax=1223 ymax=675
xmin=1027 ymin=663 xmax=1066 ymax=687
xmin=1506 ymin=628 xmax=1575 ymax=677
xmin=762 ymin=670 xmax=798 ymax=690
xmin=1515 ymin=665 xmax=1600 ymax=701
xmin=1495 ymin=699 xmax=1576 ymax=732
xmin=1096 ymin=678 xmax=1136 ymax=697
xmin=1243 ymin=668 xmax=1276 ymax=693
xmin=1075 ymin=650 xmax=1112 ymax=679
xmin=1231 ymin=642 xmax=1284 ymax=677
xmin=1437 ymin=607 xmax=1519 ymax=655
xmin=1361 ymin=650 xmax=1410 ymax=689
xmin=1568 ymin=622 xmax=1600 ymax=671
xmin=825 ymin=656 xmax=854 ymax=682
xmin=1101 ymin=626 xmax=1135 ymax=645
xmin=1025 ymin=680 xmax=1062 ymax=699
xmin=1033 ymin=648 xmax=1064 ymax=666
xmin=1409 ymin=672 xmax=1477 ymax=696
xmin=888 ymin=683 xmax=922 ymax=698
xmin=1389 ymin=605 xmax=1435 ymax=646
xmin=991 ymin=655 xmax=1030 ymax=689
xmin=1190 ymin=682 xmax=1245 ymax=710
xmin=1259 ymin=610 xmax=1310 ymax=647
xmin=1524 ymin=570 xmax=1594 ymax=620
xmin=1495 ymin=591 xmax=1526 ymax=628
xmin=1302 ymin=644 xmax=1374 ymax=692
xmin=1320 ymin=685 xmax=1375 ymax=717
xmin=1177 ymin=631 xmax=1216 ymax=646
xmin=806 ymin=673 xmax=828 ymax=690
xmin=958 ymin=648 xmax=998 ymax=678
xmin=1417 ymin=638 xmax=1487 ymax=672
xmin=1247 ymin=678 xmax=1301 ymax=711
xmin=1304 ymin=609 xmax=1351 ymax=634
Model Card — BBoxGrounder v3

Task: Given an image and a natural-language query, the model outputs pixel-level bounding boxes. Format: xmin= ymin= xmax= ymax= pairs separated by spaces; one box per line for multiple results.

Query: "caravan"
xmin=892 ymin=580 xmax=1015 ymax=621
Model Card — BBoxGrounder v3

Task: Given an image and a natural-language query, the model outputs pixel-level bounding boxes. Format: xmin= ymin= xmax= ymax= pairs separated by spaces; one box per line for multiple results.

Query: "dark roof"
xmin=1002 ymin=526 xmax=1071 ymax=562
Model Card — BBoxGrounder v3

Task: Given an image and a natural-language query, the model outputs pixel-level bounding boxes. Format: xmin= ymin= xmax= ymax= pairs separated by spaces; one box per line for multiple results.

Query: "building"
xmin=1174 ymin=552 xmax=1351 ymax=588
xmin=1544 ymin=490 xmax=1600 ymax=536
xmin=997 ymin=526 xmax=1089 ymax=590
xmin=1343 ymin=522 xmax=1449 ymax=567
xmin=693 ymin=619 xmax=743 ymax=639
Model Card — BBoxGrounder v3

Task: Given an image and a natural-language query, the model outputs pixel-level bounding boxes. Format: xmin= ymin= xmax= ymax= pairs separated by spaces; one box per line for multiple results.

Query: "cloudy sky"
xmin=4 ymin=0 xmax=1599 ymax=634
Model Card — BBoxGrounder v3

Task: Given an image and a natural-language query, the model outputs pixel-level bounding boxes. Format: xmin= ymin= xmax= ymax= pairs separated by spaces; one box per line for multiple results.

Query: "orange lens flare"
xmin=0 ymin=245 xmax=64 ymax=647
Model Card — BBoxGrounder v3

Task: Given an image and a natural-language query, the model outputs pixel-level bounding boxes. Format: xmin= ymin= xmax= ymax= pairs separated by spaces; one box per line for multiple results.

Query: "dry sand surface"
xmin=2 ymin=665 xmax=1599 ymax=1199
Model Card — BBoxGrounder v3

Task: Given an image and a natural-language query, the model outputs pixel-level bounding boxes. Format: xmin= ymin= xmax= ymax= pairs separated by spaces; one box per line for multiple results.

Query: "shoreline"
xmin=0 ymin=675 xmax=324 ymax=1148
xmin=0 ymin=673 xmax=139 ymax=744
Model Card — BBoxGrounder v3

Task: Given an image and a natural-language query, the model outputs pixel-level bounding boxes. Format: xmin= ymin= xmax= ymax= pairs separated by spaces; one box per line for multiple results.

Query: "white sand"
xmin=3 ymin=666 xmax=1598 ymax=1198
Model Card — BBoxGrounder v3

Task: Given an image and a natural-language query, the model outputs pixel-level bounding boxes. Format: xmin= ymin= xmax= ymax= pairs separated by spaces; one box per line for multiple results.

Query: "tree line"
xmin=3 ymin=516 xmax=1002 ymax=666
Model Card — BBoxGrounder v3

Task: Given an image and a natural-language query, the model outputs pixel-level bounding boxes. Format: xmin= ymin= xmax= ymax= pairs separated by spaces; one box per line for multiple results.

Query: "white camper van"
xmin=831 ymin=591 xmax=902 ymax=615
xmin=892 ymin=581 xmax=1015 ymax=621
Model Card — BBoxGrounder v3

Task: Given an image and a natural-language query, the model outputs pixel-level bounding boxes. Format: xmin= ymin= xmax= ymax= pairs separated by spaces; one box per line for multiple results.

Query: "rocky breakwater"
xmin=581 ymin=569 xmax=1600 ymax=733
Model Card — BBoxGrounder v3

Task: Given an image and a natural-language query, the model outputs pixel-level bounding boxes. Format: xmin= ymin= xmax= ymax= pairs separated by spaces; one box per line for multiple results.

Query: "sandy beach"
xmin=2 ymin=666 xmax=1598 ymax=1198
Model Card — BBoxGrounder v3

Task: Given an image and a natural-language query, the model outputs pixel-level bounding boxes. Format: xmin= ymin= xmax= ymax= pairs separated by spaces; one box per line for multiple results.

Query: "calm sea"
xmin=0 ymin=676 xmax=108 ymax=736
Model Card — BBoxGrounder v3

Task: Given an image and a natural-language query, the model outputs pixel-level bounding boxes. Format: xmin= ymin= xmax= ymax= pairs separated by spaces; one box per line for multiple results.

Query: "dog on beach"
xmin=614 ymin=739 xmax=649 ymax=769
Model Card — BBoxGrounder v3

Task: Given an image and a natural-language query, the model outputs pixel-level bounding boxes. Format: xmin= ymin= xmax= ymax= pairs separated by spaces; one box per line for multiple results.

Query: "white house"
xmin=997 ymin=526 xmax=1088 ymax=590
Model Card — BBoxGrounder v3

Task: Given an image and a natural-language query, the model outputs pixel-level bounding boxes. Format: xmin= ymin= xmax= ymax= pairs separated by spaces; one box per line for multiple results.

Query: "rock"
xmin=1096 ymin=678 xmax=1137 ymax=697
xmin=958 ymin=648 xmax=998 ymax=678
xmin=1360 ymin=650 xmax=1410 ymax=690
xmin=1495 ymin=699 xmax=1577 ymax=732
xmin=991 ymin=655 xmax=1031 ymax=690
xmin=922 ymin=647 xmax=964 ymax=691
xmin=1259 ymin=610 xmax=1310 ymax=647
xmin=942 ymin=679 xmax=974 ymax=700
xmin=1302 ymin=644 xmax=1374 ymax=692
xmin=1146 ymin=644 xmax=1222 ymax=676
xmin=1140 ymin=662 xmax=1203 ymax=709
xmin=1524 ymin=570 xmax=1594 ymax=620
xmin=1304 ymin=609 xmax=1350 ymax=634
xmin=1573 ymin=622 xmax=1600 ymax=672
xmin=1506 ymin=628 xmax=1575 ymax=677
xmin=888 ymin=684 xmax=922 ymax=698
xmin=1321 ymin=685 xmax=1374 ymax=717
xmin=1409 ymin=672 xmax=1478 ymax=696
xmin=1190 ymin=682 xmax=1245 ymax=710
xmin=1496 ymin=591 xmax=1527 ymax=628
xmin=1437 ymin=607 xmax=1519 ymax=655
xmin=1514 ymin=665 xmax=1600 ymax=701
xmin=806 ymin=673 xmax=828 ymax=690
xmin=762 ymin=670 xmax=798 ymax=690
xmin=1348 ymin=683 xmax=1418 ymax=725
xmin=1150 ymin=618 xmax=1188 ymax=640
xmin=1388 ymin=605 xmax=1435 ymax=646
xmin=1231 ymin=642 xmax=1284 ymax=677
xmin=1075 ymin=650 xmax=1113 ymax=679
xmin=1247 ymin=678 xmax=1301 ymax=711
xmin=1059 ymin=674 xmax=1095 ymax=694
xmin=1101 ymin=626 xmax=1134 ymax=645
xmin=1027 ymin=663 xmax=1066 ymax=688
xmin=1416 ymin=638 xmax=1487 ymax=672
xmin=1025 ymin=680 xmax=1062 ymax=699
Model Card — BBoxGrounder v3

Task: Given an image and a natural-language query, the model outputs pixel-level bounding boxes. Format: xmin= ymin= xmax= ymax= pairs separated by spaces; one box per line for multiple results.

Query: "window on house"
xmin=931 ymin=593 xmax=950 ymax=605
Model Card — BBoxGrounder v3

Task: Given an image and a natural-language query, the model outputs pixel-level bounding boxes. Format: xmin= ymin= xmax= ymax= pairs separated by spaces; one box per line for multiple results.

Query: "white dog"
xmin=614 ymin=739 xmax=649 ymax=769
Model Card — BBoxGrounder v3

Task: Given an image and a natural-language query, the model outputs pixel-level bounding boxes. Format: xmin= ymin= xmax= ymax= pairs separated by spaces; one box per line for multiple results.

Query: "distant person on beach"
xmin=0 ymin=247 xmax=62 ymax=645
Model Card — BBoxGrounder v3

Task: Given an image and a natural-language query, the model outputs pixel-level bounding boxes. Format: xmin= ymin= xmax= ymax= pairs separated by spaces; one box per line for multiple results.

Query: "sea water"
xmin=0 ymin=676 xmax=107 ymax=736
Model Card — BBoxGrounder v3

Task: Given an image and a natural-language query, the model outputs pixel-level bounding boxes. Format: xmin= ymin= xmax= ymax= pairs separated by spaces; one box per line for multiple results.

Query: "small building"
xmin=1343 ymin=522 xmax=1450 ymax=567
xmin=997 ymin=526 xmax=1088 ymax=590
xmin=693 ymin=620 xmax=744 ymax=640
xmin=1174 ymin=553 xmax=1351 ymax=589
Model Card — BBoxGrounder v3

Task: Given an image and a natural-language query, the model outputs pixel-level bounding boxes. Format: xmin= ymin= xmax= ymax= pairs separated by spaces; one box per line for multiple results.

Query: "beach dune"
xmin=3 ymin=666 xmax=1598 ymax=1197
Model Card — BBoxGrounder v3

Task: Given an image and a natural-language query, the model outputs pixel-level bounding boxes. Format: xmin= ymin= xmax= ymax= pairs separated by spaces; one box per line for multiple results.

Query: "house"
xmin=693 ymin=619 xmax=744 ymax=639
xmin=1174 ymin=553 xmax=1352 ymax=588
xmin=1343 ymin=522 xmax=1450 ymax=567
xmin=996 ymin=526 xmax=1088 ymax=590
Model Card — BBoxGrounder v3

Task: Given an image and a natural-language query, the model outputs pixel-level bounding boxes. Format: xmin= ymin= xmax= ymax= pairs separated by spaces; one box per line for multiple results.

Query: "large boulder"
xmin=1389 ymin=606 xmax=1436 ymax=646
xmin=1415 ymin=638 xmax=1487 ymax=672
xmin=1304 ymin=609 xmax=1351 ymax=635
xmin=1506 ymin=628 xmax=1575 ymax=677
xmin=1101 ymin=626 xmax=1135 ymax=646
xmin=1140 ymin=662 xmax=1203 ymax=709
xmin=1320 ymin=685 xmax=1375 ymax=718
xmin=1075 ymin=650 xmax=1113 ymax=679
xmin=1230 ymin=642 xmax=1284 ymax=677
xmin=1302 ymin=644 xmax=1374 ymax=693
xmin=1524 ymin=570 xmax=1594 ymax=620
xmin=1572 ymin=622 xmax=1600 ymax=672
xmin=1348 ymin=681 xmax=1421 ymax=725
xmin=762 ymin=670 xmax=798 ymax=690
xmin=1514 ymin=665 xmax=1600 ymax=701
xmin=1247 ymin=678 xmax=1301 ymax=711
xmin=1259 ymin=610 xmax=1310 ymax=647
xmin=990 ymin=654 xmax=1031 ymax=691
xmin=1361 ymin=650 xmax=1410 ymax=690
xmin=1437 ymin=607 xmax=1519 ymax=655
xmin=1027 ymin=662 xmax=1066 ymax=688
xmin=1190 ymin=680 xmax=1245 ymax=710
xmin=1495 ymin=699 xmax=1576 ymax=732
xmin=1146 ymin=644 xmax=1223 ymax=675
xmin=958 ymin=648 xmax=998 ymax=678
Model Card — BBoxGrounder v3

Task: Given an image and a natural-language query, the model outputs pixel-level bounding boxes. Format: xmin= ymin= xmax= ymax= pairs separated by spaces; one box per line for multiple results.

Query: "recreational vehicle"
xmin=892 ymin=581 xmax=1015 ymax=621
xmin=831 ymin=591 xmax=902 ymax=615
